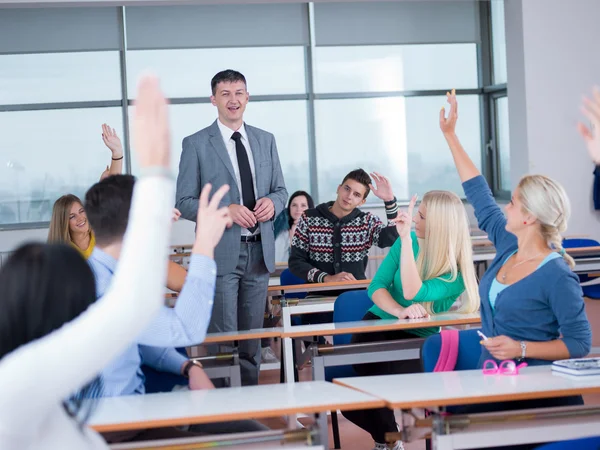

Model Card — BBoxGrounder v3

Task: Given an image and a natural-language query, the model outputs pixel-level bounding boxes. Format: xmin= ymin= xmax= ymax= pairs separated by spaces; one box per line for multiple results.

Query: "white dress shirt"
xmin=217 ymin=119 xmax=259 ymax=236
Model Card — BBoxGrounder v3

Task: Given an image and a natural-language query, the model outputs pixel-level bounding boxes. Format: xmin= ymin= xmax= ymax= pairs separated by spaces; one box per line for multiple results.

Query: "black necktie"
xmin=231 ymin=131 xmax=257 ymax=232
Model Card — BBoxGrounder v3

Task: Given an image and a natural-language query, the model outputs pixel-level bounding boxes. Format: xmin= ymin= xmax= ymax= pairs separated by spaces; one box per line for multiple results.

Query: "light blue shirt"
xmin=88 ymin=248 xmax=217 ymax=397
xmin=489 ymin=250 xmax=563 ymax=311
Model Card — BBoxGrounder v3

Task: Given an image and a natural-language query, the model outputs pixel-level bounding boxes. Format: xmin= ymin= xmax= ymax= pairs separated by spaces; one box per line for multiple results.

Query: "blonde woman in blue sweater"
xmin=442 ymin=91 xmax=591 ymax=431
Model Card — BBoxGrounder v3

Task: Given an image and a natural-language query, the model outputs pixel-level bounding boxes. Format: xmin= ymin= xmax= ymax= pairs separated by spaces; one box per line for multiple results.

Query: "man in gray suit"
xmin=176 ymin=70 xmax=288 ymax=385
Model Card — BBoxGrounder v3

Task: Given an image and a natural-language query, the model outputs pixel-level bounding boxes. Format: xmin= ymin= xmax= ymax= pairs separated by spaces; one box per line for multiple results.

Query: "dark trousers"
xmin=341 ymin=312 xmax=422 ymax=443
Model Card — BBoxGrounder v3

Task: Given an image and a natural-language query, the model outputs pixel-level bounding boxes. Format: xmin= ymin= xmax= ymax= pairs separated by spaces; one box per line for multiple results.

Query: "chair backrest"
xmin=421 ymin=328 xmax=481 ymax=373
xmin=280 ymin=268 xmax=308 ymax=299
xmin=332 ymin=290 xmax=374 ymax=345
xmin=563 ymin=238 xmax=600 ymax=248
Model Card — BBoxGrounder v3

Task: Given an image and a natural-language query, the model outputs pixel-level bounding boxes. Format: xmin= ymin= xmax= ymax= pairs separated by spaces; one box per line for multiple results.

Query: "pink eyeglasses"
xmin=482 ymin=359 xmax=528 ymax=375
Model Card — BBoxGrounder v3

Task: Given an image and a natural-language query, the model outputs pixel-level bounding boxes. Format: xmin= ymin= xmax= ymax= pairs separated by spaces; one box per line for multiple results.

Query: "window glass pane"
xmin=0 ymin=108 xmax=123 ymax=225
xmin=491 ymin=0 xmax=507 ymax=84
xmin=126 ymin=47 xmax=307 ymax=98
xmin=496 ymin=96 xmax=510 ymax=191
xmin=0 ymin=52 xmax=122 ymax=105
xmin=315 ymin=95 xmax=481 ymax=202
xmin=130 ymin=100 xmax=310 ymax=199
xmin=314 ymin=44 xmax=478 ymax=93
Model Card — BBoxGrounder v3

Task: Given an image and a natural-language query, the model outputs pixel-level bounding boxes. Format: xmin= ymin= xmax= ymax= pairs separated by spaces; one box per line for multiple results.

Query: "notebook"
xmin=551 ymin=358 xmax=600 ymax=376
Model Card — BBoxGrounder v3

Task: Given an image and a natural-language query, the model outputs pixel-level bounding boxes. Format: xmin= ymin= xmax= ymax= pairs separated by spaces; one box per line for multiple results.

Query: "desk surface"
xmin=202 ymin=327 xmax=283 ymax=344
xmin=281 ymin=312 xmax=481 ymax=338
xmin=333 ymin=365 xmax=600 ymax=409
xmin=89 ymin=381 xmax=384 ymax=432
xmin=268 ymin=279 xmax=370 ymax=294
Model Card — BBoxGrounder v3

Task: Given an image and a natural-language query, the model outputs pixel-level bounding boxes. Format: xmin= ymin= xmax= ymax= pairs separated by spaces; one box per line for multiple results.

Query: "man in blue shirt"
xmin=85 ymin=175 xmax=267 ymax=441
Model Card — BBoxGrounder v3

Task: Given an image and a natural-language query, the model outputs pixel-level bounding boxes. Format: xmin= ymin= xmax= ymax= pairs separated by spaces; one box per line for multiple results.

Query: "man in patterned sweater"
xmin=290 ymin=169 xmax=399 ymax=283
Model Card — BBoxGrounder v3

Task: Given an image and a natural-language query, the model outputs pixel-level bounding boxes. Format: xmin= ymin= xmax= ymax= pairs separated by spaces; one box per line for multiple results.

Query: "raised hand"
xmin=392 ymin=194 xmax=417 ymax=239
xmin=194 ymin=184 xmax=233 ymax=258
xmin=439 ymin=88 xmax=458 ymax=136
xmin=133 ymin=75 xmax=170 ymax=169
xmin=578 ymin=86 xmax=600 ymax=164
xmin=369 ymin=172 xmax=395 ymax=202
xmin=102 ymin=123 xmax=123 ymax=158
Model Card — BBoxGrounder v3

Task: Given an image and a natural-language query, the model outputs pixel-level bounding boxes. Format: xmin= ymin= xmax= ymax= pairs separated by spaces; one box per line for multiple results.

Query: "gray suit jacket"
xmin=175 ymin=120 xmax=288 ymax=275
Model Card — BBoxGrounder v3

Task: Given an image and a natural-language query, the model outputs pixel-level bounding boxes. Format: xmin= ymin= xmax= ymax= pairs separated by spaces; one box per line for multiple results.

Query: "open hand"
xmin=194 ymin=184 xmax=233 ymax=257
xmin=102 ymin=123 xmax=123 ymax=158
xmin=579 ymin=86 xmax=600 ymax=164
xmin=440 ymin=89 xmax=458 ymax=135
xmin=369 ymin=172 xmax=395 ymax=202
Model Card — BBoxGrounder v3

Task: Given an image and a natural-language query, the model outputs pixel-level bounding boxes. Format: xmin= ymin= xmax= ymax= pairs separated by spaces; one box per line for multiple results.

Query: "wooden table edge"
xmin=332 ymin=379 xmax=600 ymax=410
xmin=89 ymin=399 xmax=386 ymax=432
xmin=202 ymin=330 xmax=283 ymax=343
xmin=281 ymin=318 xmax=482 ymax=338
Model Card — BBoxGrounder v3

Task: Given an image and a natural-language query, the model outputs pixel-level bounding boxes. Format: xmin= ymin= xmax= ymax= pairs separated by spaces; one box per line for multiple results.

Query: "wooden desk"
xmin=281 ymin=313 xmax=481 ymax=339
xmin=89 ymin=381 xmax=384 ymax=450
xmin=333 ymin=366 xmax=600 ymax=449
xmin=202 ymin=327 xmax=282 ymax=344
xmin=281 ymin=313 xmax=481 ymax=384
xmin=333 ymin=365 xmax=600 ymax=409
xmin=268 ymin=279 xmax=370 ymax=296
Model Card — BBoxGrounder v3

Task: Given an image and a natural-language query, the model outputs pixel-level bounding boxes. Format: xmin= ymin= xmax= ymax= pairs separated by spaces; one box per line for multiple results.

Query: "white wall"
xmin=505 ymin=0 xmax=600 ymax=239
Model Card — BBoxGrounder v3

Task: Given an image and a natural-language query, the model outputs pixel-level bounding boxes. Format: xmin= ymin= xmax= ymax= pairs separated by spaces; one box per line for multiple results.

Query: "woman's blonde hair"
xmin=517 ymin=175 xmax=574 ymax=269
xmin=416 ymin=190 xmax=480 ymax=314
xmin=48 ymin=194 xmax=83 ymax=244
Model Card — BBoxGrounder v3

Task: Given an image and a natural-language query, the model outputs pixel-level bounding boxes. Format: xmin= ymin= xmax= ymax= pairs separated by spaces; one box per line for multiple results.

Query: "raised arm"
xmin=99 ymin=123 xmax=124 ymax=181
xmin=579 ymin=86 xmax=600 ymax=165
xmin=0 ymin=76 xmax=173 ymax=430
xmin=441 ymin=91 xmax=514 ymax=249
xmin=368 ymin=172 xmax=400 ymax=248
xmin=175 ymin=136 xmax=201 ymax=221
xmin=440 ymin=90 xmax=480 ymax=183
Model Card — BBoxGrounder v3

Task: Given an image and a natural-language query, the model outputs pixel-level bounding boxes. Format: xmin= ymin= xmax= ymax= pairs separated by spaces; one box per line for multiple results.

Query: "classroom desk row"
xmin=89 ymin=366 xmax=600 ymax=450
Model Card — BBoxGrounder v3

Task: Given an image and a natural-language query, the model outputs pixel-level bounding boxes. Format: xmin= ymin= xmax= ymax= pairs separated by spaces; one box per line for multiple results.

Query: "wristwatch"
xmin=519 ymin=341 xmax=527 ymax=360
xmin=182 ymin=359 xmax=203 ymax=378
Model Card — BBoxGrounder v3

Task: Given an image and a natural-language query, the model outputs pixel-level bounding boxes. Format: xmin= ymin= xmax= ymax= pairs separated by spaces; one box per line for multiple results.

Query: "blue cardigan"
xmin=464 ymin=176 xmax=592 ymax=367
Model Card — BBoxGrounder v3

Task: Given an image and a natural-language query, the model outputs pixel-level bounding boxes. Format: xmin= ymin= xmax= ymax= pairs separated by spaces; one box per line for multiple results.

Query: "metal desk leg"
xmin=315 ymin=412 xmax=330 ymax=450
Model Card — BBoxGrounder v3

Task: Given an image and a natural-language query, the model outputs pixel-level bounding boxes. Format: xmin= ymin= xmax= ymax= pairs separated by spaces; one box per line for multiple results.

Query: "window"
xmin=491 ymin=0 xmax=507 ymax=85
xmin=126 ymin=47 xmax=307 ymax=98
xmin=315 ymin=95 xmax=481 ymax=202
xmin=314 ymin=44 xmax=478 ymax=93
xmin=0 ymin=108 xmax=123 ymax=225
xmin=495 ymin=96 xmax=510 ymax=191
xmin=129 ymin=101 xmax=310 ymax=197
xmin=0 ymin=52 xmax=121 ymax=105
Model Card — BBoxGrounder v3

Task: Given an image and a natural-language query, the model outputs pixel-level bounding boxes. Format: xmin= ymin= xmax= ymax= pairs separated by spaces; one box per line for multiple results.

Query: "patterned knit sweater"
xmin=289 ymin=201 xmax=399 ymax=283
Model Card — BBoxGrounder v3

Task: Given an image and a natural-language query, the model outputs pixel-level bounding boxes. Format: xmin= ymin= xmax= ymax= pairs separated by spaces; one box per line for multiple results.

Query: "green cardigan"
xmin=367 ymin=232 xmax=465 ymax=337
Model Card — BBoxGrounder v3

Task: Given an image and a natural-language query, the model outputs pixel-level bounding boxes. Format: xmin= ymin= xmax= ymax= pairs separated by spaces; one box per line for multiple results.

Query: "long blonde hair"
xmin=48 ymin=194 xmax=83 ymax=244
xmin=517 ymin=175 xmax=574 ymax=268
xmin=416 ymin=191 xmax=480 ymax=314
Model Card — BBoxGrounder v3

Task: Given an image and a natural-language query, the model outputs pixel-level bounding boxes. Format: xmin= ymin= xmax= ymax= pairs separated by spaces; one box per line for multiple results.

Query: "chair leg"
xmin=331 ymin=410 xmax=341 ymax=449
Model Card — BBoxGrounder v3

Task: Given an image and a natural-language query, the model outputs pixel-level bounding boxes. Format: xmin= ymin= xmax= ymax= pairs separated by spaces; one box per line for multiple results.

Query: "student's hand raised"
xmin=578 ymin=86 xmax=600 ymax=165
xmin=101 ymin=123 xmax=123 ymax=158
xmin=133 ymin=75 xmax=170 ymax=169
xmin=369 ymin=172 xmax=395 ymax=202
xmin=391 ymin=194 xmax=417 ymax=240
xmin=193 ymin=184 xmax=233 ymax=258
xmin=439 ymin=88 xmax=458 ymax=136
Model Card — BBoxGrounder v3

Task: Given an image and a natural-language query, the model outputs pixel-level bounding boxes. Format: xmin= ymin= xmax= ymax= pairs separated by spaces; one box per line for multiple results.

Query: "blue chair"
xmin=142 ymin=347 xmax=188 ymax=393
xmin=563 ymin=238 xmax=600 ymax=299
xmin=534 ymin=436 xmax=600 ymax=449
xmin=324 ymin=290 xmax=374 ymax=449
xmin=421 ymin=328 xmax=482 ymax=373
xmin=280 ymin=268 xmax=308 ymax=300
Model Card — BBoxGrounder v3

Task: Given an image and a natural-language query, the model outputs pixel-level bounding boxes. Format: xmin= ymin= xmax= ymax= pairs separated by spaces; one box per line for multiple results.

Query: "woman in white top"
xmin=0 ymin=76 xmax=231 ymax=450
xmin=274 ymin=190 xmax=314 ymax=263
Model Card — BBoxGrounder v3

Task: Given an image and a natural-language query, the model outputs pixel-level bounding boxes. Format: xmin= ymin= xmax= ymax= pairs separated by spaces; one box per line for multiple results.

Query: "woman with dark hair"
xmin=274 ymin=190 xmax=314 ymax=263
xmin=0 ymin=75 xmax=178 ymax=449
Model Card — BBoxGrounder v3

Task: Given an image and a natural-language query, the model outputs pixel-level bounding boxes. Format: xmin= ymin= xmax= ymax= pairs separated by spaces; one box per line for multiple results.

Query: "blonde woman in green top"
xmin=342 ymin=190 xmax=480 ymax=450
